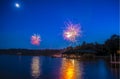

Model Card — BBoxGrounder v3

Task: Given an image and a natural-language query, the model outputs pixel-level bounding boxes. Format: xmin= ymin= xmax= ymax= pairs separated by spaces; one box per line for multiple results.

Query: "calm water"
xmin=0 ymin=55 xmax=119 ymax=79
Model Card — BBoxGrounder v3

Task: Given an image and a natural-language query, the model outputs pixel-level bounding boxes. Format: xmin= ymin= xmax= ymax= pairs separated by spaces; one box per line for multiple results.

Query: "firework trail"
xmin=31 ymin=34 xmax=41 ymax=46
xmin=63 ymin=22 xmax=82 ymax=42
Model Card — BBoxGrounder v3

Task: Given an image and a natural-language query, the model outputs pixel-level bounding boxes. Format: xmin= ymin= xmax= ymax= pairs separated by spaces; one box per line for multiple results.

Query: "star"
xmin=15 ymin=3 xmax=20 ymax=8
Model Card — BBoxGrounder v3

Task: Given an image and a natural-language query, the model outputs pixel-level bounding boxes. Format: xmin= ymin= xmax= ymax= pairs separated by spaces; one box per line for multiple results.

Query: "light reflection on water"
xmin=31 ymin=57 xmax=40 ymax=79
xmin=0 ymin=55 xmax=118 ymax=79
xmin=29 ymin=56 xmax=119 ymax=79
xmin=30 ymin=57 xmax=84 ymax=79
xmin=60 ymin=58 xmax=83 ymax=79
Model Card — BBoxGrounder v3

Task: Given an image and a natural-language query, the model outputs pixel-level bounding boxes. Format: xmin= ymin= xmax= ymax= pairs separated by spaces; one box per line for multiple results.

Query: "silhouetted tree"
xmin=74 ymin=45 xmax=81 ymax=50
xmin=65 ymin=46 xmax=73 ymax=51
xmin=105 ymin=34 xmax=120 ymax=54
xmin=82 ymin=41 xmax=86 ymax=46
xmin=80 ymin=42 xmax=95 ymax=50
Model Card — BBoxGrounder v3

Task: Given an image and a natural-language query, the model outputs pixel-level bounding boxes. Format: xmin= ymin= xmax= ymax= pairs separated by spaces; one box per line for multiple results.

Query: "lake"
xmin=0 ymin=55 xmax=119 ymax=79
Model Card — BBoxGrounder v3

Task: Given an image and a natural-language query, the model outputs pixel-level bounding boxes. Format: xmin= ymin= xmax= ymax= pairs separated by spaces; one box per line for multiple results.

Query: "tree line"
xmin=65 ymin=34 xmax=120 ymax=55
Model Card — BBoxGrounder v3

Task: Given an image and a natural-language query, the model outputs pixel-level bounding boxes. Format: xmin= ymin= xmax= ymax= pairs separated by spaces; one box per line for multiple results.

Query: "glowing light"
xmin=31 ymin=57 xmax=40 ymax=79
xmin=60 ymin=58 xmax=83 ymax=79
xmin=63 ymin=22 xmax=82 ymax=42
xmin=31 ymin=34 xmax=41 ymax=46
xmin=15 ymin=3 xmax=20 ymax=8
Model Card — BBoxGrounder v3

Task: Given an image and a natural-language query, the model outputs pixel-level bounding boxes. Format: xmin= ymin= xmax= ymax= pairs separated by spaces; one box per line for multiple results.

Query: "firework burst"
xmin=31 ymin=34 xmax=41 ymax=46
xmin=63 ymin=22 xmax=82 ymax=42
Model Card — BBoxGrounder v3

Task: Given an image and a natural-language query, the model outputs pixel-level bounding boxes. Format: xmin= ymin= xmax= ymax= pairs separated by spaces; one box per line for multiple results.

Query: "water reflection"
xmin=0 ymin=55 xmax=119 ymax=79
xmin=60 ymin=58 xmax=83 ymax=79
xmin=31 ymin=57 xmax=40 ymax=79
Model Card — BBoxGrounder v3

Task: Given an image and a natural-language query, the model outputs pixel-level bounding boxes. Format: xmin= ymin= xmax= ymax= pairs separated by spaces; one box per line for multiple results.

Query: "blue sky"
xmin=0 ymin=0 xmax=119 ymax=49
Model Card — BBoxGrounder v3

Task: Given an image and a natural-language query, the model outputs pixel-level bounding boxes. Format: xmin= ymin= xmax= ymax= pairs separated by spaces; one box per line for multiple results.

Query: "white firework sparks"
xmin=63 ymin=22 xmax=82 ymax=42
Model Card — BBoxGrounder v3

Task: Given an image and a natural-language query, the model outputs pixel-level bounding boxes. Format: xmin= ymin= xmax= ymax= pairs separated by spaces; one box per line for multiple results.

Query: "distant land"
xmin=0 ymin=49 xmax=61 ymax=56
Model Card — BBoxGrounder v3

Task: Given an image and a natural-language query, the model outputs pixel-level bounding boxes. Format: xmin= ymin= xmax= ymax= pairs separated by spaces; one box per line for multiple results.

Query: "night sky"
xmin=0 ymin=0 xmax=119 ymax=49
